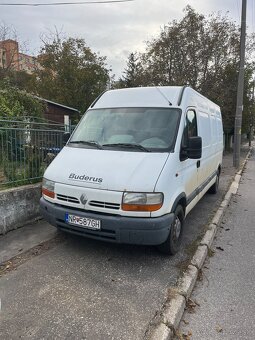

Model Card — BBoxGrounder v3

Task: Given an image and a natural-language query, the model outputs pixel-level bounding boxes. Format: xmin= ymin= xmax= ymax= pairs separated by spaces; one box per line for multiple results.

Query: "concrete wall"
xmin=0 ymin=183 xmax=41 ymax=235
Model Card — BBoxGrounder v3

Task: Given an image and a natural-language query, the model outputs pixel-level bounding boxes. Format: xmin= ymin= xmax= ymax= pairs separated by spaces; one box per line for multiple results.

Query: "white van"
xmin=40 ymin=86 xmax=223 ymax=254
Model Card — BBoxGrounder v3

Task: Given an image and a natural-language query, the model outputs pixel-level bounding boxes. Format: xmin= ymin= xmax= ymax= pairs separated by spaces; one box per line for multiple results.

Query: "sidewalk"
xmin=178 ymin=149 xmax=255 ymax=339
xmin=0 ymin=220 xmax=57 ymax=264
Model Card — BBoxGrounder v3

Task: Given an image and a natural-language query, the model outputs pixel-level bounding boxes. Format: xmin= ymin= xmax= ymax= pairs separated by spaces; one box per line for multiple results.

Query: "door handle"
xmin=197 ymin=160 xmax=200 ymax=168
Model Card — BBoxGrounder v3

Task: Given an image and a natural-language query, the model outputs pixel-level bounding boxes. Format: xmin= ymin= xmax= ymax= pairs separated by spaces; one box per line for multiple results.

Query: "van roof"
xmin=91 ymin=86 xmax=184 ymax=109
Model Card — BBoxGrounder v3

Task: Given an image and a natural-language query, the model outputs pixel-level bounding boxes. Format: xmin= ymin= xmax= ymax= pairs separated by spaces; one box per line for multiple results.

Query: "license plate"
xmin=65 ymin=213 xmax=101 ymax=230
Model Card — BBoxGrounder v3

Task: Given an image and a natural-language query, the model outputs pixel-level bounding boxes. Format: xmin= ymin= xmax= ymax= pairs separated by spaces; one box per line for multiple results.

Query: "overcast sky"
xmin=1 ymin=0 xmax=254 ymax=78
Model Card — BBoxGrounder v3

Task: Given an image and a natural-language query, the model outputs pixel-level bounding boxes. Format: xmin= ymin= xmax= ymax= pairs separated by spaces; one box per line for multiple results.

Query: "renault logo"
xmin=80 ymin=194 xmax=88 ymax=205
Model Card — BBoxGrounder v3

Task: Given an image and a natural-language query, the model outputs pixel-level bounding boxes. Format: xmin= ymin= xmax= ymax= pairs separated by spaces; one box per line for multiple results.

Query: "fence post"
xmin=64 ymin=115 xmax=70 ymax=133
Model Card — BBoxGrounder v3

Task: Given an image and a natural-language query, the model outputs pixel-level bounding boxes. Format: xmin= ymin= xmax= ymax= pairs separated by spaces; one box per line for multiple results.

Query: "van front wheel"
xmin=157 ymin=205 xmax=184 ymax=255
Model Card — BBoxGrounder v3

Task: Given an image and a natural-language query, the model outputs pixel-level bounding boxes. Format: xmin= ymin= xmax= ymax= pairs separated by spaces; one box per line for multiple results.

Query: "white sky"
xmin=1 ymin=0 xmax=254 ymax=78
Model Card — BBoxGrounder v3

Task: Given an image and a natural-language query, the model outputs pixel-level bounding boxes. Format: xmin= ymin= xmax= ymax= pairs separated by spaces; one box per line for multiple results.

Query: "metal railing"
xmin=0 ymin=118 xmax=67 ymax=190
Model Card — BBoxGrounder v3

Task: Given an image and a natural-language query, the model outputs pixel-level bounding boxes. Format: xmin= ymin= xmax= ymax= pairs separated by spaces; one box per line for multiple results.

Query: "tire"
xmin=208 ymin=171 xmax=220 ymax=194
xmin=157 ymin=205 xmax=184 ymax=255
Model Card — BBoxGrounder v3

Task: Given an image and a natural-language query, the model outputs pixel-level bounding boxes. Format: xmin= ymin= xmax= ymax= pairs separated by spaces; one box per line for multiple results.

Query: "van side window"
xmin=186 ymin=110 xmax=198 ymax=138
xmin=180 ymin=110 xmax=198 ymax=160
xmin=182 ymin=110 xmax=198 ymax=145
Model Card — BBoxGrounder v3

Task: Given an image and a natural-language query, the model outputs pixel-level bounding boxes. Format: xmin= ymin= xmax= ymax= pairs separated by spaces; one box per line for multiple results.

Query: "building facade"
xmin=0 ymin=39 xmax=40 ymax=74
xmin=39 ymin=98 xmax=80 ymax=124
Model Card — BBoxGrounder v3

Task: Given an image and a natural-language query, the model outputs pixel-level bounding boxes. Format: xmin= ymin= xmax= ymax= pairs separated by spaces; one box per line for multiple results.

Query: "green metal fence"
xmin=0 ymin=118 xmax=67 ymax=190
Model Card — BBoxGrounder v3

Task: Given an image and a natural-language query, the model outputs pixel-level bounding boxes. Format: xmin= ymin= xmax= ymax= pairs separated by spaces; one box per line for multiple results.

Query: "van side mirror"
xmin=63 ymin=132 xmax=71 ymax=144
xmin=187 ymin=136 xmax=202 ymax=159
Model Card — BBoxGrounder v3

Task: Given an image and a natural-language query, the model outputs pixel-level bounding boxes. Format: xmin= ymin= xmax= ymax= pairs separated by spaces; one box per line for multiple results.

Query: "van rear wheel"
xmin=157 ymin=205 xmax=184 ymax=255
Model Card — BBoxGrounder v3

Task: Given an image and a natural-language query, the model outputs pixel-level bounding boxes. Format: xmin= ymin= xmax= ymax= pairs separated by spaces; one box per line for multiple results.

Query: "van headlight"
xmin=122 ymin=192 xmax=163 ymax=212
xmin=42 ymin=178 xmax=55 ymax=199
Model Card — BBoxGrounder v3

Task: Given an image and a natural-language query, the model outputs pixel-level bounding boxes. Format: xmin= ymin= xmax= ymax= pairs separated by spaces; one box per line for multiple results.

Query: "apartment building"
xmin=0 ymin=39 xmax=40 ymax=74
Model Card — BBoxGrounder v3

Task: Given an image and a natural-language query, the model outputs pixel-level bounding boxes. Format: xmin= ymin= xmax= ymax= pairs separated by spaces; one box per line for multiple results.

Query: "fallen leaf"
xmin=195 ymin=301 xmax=200 ymax=307
xmin=182 ymin=331 xmax=193 ymax=340
xmin=182 ymin=319 xmax=189 ymax=325
xmin=216 ymin=326 xmax=223 ymax=333
xmin=186 ymin=298 xmax=197 ymax=313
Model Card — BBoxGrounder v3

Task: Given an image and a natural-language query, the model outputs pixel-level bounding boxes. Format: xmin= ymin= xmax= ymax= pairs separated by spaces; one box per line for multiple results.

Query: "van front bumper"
xmin=40 ymin=197 xmax=174 ymax=246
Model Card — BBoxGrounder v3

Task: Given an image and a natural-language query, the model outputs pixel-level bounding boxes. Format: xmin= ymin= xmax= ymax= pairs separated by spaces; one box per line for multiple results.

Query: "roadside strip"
xmin=0 ymin=233 xmax=65 ymax=277
xmin=145 ymin=147 xmax=253 ymax=340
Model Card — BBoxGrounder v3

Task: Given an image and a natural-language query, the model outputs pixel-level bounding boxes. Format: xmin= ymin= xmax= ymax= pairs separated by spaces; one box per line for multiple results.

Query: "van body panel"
xmin=44 ymin=146 xmax=169 ymax=192
xmin=92 ymin=86 xmax=182 ymax=109
xmin=44 ymin=182 xmax=151 ymax=218
xmin=40 ymin=197 xmax=174 ymax=245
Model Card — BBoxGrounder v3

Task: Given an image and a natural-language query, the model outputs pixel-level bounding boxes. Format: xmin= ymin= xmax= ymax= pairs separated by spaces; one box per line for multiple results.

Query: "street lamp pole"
xmin=233 ymin=0 xmax=247 ymax=168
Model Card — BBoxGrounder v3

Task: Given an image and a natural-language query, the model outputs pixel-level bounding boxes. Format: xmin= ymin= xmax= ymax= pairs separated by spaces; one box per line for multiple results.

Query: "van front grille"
xmin=56 ymin=194 xmax=120 ymax=210
xmin=56 ymin=194 xmax=80 ymax=204
xmin=89 ymin=200 xmax=120 ymax=210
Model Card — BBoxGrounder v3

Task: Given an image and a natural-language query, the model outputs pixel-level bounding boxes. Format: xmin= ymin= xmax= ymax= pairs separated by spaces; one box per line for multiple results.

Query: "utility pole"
xmin=233 ymin=0 xmax=247 ymax=168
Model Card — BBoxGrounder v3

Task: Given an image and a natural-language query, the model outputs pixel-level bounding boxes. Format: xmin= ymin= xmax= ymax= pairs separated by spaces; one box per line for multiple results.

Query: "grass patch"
xmin=185 ymin=234 xmax=203 ymax=257
xmin=175 ymin=258 xmax=191 ymax=274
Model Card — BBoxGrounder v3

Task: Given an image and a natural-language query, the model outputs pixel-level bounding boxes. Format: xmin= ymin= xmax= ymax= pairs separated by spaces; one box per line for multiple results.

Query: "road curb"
xmin=145 ymin=147 xmax=253 ymax=339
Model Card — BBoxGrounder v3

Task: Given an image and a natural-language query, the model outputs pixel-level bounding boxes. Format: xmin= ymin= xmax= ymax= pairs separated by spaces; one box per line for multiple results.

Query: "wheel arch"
xmin=170 ymin=192 xmax=187 ymax=215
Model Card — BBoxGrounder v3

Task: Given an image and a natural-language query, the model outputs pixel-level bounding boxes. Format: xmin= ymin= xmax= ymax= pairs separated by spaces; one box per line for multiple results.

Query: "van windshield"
xmin=69 ymin=108 xmax=181 ymax=152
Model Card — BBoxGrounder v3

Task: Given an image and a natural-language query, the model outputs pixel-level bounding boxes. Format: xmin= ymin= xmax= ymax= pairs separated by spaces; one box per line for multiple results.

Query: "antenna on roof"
xmin=155 ymin=87 xmax=172 ymax=106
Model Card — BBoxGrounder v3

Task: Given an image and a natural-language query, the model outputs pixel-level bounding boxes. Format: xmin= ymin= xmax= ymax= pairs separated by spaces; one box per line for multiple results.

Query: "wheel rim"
xmin=173 ymin=215 xmax=182 ymax=241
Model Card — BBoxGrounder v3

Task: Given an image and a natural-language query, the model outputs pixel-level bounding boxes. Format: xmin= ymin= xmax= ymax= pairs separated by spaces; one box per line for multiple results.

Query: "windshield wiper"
xmin=69 ymin=140 xmax=102 ymax=149
xmin=102 ymin=143 xmax=150 ymax=152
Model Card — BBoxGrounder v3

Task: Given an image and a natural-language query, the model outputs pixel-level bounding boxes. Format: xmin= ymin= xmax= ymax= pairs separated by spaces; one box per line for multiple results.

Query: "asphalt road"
xmin=0 ymin=150 xmax=248 ymax=340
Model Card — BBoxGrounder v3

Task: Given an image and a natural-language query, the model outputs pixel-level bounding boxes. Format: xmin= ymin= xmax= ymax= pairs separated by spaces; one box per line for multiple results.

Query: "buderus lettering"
xmin=69 ymin=173 xmax=103 ymax=183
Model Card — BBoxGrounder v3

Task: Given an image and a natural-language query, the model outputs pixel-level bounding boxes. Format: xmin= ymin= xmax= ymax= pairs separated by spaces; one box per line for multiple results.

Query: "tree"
xmin=118 ymin=52 xmax=143 ymax=87
xmin=35 ymin=35 xmax=111 ymax=112
xmin=3 ymin=70 xmax=37 ymax=93
xmin=119 ymin=6 xmax=255 ymax=147
xmin=0 ymin=79 xmax=45 ymax=119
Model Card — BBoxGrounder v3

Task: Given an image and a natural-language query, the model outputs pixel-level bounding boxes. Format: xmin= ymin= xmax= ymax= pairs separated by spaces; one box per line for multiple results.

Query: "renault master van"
xmin=40 ymin=86 xmax=223 ymax=254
